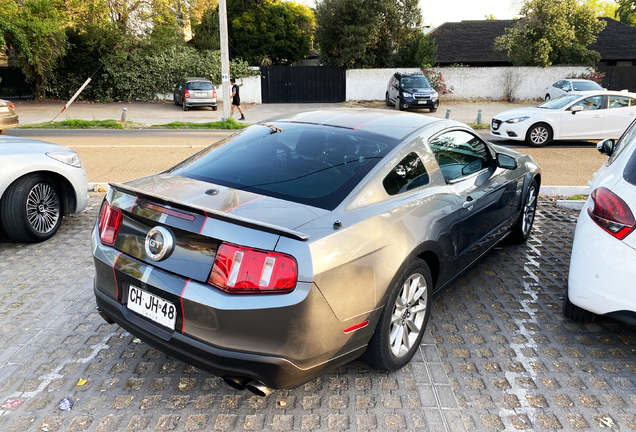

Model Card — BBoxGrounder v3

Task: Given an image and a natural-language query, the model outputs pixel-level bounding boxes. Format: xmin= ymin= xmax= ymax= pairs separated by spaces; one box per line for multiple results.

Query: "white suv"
xmin=564 ymin=119 xmax=636 ymax=324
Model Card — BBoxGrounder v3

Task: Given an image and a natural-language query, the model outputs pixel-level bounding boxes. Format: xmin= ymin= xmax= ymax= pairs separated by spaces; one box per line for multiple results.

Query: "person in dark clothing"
xmin=230 ymin=78 xmax=245 ymax=120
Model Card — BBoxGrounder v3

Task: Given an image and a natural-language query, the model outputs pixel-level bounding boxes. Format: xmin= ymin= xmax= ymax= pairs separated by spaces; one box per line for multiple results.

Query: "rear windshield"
xmin=572 ymin=81 xmax=602 ymax=91
xmin=619 ymin=120 xmax=636 ymax=185
xmin=186 ymin=81 xmax=214 ymax=90
xmin=168 ymin=123 xmax=399 ymax=210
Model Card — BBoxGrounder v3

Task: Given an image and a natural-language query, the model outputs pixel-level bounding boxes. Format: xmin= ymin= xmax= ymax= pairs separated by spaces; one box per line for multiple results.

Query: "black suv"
xmin=386 ymin=73 xmax=439 ymax=112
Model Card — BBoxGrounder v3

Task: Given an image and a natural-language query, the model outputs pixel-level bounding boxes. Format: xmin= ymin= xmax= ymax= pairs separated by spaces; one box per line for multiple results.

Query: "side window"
xmin=383 ymin=153 xmax=429 ymax=196
xmin=553 ymin=81 xmax=561 ymax=89
xmin=609 ymin=119 xmax=636 ymax=165
xmin=631 ymin=97 xmax=636 ymax=107
xmin=562 ymin=81 xmax=572 ymax=91
xmin=609 ymin=96 xmax=630 ymax=109
xmin=429 ymin=130 xmax=490 ymax=182
xmin=572 ymin=96 xmax=604 ymax=111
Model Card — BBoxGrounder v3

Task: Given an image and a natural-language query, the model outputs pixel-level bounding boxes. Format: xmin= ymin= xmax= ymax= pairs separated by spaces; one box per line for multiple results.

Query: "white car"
xmin=0 ymin=135 xmax=89 ymax=242
xmin=564 ymin=119 xmax=636 ymax=324
xmin=490 ymin=90 xmax=636 ymax=146
xmin=544 ymin=78 xmax=604 ymax=101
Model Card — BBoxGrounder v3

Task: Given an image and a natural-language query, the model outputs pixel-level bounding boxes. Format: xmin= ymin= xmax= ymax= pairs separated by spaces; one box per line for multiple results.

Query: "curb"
xmin=89 ymin=183 xmax=591 ymax=197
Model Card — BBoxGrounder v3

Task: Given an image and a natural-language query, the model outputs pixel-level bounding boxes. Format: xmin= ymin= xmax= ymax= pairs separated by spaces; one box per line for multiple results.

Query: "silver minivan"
xmin=173 ymin=78 xmax=217 ymax=111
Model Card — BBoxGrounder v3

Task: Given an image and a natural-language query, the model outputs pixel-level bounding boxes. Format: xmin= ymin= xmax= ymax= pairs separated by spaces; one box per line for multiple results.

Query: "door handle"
xmin=462 ymin=197 xmax=476 ymax=210
xmin=593 ymin=115 xmax=602 ymax=118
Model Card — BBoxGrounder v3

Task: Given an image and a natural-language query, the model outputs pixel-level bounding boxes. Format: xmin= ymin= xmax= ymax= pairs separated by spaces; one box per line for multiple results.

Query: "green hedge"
xmin=47 ymin=45 xmax=258 ymax=102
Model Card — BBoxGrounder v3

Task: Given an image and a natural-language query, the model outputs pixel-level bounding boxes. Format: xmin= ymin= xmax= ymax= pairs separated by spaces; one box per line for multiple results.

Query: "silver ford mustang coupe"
xmin=93 ymin=109 xmax=540 ymax=394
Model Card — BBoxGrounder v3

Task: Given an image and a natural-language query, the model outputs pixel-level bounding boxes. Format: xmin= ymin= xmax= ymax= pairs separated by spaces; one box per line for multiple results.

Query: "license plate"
xmin=418 ymin=101 xmax=427 ymax=105
xmin=195 ymin=92 xmax=207 ymax=97
xmin=127 ymin=285 xmax=176 ymax=330
xmin=0 ymin=107 xmax=8 ymax=112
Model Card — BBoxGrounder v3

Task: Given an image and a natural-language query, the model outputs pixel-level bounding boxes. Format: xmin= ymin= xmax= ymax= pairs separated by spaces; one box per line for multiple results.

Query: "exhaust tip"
xmin=223 ymin=376 xmax=250 ymax=390
xmin=97 ymin=309 xmax=115 ymax=324
xmin=245 ymin=380 xmax=274 ymax=397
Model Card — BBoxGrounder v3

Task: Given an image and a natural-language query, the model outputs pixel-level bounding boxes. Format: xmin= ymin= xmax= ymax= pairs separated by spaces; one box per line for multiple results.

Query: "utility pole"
xmin=219 ymin=0 xmax=231 ymax=120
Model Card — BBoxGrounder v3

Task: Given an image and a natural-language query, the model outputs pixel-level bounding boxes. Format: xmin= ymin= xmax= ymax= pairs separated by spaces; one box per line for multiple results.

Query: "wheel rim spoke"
xmin=26 ymin=183 xmax=59 ymax=234
xmin=389 ymin=272 xmax=428 ymax=358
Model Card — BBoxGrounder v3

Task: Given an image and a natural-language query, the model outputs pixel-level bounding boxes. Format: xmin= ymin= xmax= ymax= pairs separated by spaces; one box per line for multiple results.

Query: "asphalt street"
xmin=7 ymin=129 xmax=606 ymax=186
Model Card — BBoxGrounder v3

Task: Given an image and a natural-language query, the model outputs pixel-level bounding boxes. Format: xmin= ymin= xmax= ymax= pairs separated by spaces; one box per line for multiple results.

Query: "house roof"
xmin=429 ymin=17 xmax=636 ymax=65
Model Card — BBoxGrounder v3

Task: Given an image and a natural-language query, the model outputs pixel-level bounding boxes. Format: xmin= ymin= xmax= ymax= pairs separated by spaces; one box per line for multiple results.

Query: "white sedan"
xmin=0 ymin=135 xmax=89 ymax=242
xmin=490 ymin=90 xmax=636 ymax=146
xmin=544 ymin=78 xmax=604 ymax=101
xmin=564 ymin=118 xmax=636 ymax=324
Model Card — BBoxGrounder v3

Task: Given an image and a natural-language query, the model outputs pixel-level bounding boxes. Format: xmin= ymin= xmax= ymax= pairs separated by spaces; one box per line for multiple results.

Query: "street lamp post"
xmin=219 ymin=0 xmax=231 ymax=120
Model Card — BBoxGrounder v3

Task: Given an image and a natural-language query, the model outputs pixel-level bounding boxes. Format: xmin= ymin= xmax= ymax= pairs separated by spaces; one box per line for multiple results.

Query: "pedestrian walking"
xmin=230 ymin=78 xmax=245 ymax=121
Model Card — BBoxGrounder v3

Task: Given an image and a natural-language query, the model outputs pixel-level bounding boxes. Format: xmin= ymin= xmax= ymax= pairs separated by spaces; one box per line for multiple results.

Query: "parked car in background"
xmin=173 ymin=78 xmax=217 ymax=111
xmin=544 ymin=79 xmax=605 ymax=101
xmin=0 ymin=99 xmax=19 ymax=134
xmin=564 ymin=118 xmax=636 ymax=325
xmin=491 ymin=90 xmax=636 ymax=146
xmin=0 ymin=136 xmax=88 ymax=242
xmin=93 ymin=109 xmax=540 ymax=392
xmin=386 ymin=73 xmax=439 ymax=112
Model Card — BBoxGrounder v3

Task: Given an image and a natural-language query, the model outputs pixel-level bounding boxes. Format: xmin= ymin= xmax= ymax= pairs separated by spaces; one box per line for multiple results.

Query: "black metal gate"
xmin=598 ymin=66 xmax=636 ymax=92
xmin=0 ymin=67 xmax=32 ymax=99
xmin=260 ymin=66 xmax=346 ymax=103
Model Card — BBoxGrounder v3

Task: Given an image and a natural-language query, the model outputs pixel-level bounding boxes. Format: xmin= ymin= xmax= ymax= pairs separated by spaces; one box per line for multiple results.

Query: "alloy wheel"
xmin=530 ymin=126 xmax=549 ymax=145
xmin=26 ymin=182 xmax=59 ymax=234
xmin=522 ymin=185 xmax=537 ymax=237
xmin=389 ymin=273 xmax=428 ymax=358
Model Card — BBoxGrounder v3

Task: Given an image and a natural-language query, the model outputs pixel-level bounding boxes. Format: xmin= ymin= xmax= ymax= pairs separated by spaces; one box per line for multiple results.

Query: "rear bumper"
xmin=0 ymin=115 xmax=19 ymax=129
xmin=184 ymin=98 xmax=217 ymax=107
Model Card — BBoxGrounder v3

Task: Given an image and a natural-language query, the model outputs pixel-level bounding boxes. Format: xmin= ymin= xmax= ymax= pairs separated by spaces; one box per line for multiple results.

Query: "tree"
xmin=315 ymin=0 xmax=422 ymax=68
xmin=581 ymin=0 xmax=618 ymax=18
xmin=227 ymin=0 xmax=314 ymax=65
xmin=191 ymin=6 xmax=220 ymax=50
xmin=496 ymin=0 xmax=606 ymax=67
xmin=0 ymin=0 xmax=69 ymax=98
xmin=616 ymin=0 xmax=636 ymax=26
xmin=394 ymin=31 xmax=437 ymax=67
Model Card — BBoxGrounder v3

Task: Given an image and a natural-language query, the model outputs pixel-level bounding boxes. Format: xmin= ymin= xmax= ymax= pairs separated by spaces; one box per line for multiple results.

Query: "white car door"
xmin=602 ymin=95 xmax=636 ymax=139
xmin=559 ymin=95 xmax=605 ymax=140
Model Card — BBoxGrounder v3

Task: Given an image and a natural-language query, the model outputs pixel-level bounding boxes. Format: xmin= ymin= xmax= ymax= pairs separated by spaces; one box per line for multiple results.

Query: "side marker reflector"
xmin=344 ymin=320 xmax=369 ymax=334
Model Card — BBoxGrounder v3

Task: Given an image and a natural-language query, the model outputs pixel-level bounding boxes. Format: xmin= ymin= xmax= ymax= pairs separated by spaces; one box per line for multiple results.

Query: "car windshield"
xmin=186 ymin=81 xmax=214 ymax=90
xmin=401 ymin=77 xmax=431 ymax=89
xmin=572 ymin=81 xmax=603 ymax=91
xmin=538 ymin=94 xmax=581 ymax=109
xmin=168 ymin=123 xmax=399 ymax=210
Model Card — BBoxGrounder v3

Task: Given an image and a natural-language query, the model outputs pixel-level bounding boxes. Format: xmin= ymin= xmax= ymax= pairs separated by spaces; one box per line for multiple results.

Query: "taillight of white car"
xmin=587 ymin=187 xmax=635 ymax=240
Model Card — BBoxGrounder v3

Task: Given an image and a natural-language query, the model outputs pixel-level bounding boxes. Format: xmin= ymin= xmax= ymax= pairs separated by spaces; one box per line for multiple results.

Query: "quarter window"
xmin=383 ymin=153 xmax=429 ymax=195
xmin=430 ymin=130 xmax=490 ymax=182
xmin=609 ymin=96 xmax=636 ymax=108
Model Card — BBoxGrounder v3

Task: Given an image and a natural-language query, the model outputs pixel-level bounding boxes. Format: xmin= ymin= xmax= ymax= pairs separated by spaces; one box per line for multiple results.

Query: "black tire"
xmin=429 ymin=107 xmax=437 ymax=113
xmin=212 ymin=106 xmax=217 ymax=111
xmin=366 ymin=258 xmax=433 ymax=371
xmin=182 ymin=100 xmax=188 ymax=111
xmin=525 ymin=123 xmax=552 ymax=146
xmin=385 ymin=92 xmax=391 ymax=107
xmin=398 ymin=97 xmax=405 ymax=111
xmin=174 ymin=95 xmax=179 ymax=106
xmin=509 ymin=179 xmax=538 ymax=244
xmin=0 ymin=129 xmax=6 ymax=135
xmin=563 ymin=293 xmax=596 ymax=323
xmin=0 ymin=174 xmax=63 ymax=242
xmin=545 ymin=94 xmax=550 ymax=101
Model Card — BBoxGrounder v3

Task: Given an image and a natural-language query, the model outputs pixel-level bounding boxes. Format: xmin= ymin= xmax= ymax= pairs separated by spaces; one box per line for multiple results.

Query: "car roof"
xmin=572 ymin=90 xmax=636 ymax=97
xmin=183 ymin=77 xmax=212 ymax=82
xmin=270 ymin=108 xmax=443 ymax=141
xmin=566 ymin=79 xmax=598 ymax=82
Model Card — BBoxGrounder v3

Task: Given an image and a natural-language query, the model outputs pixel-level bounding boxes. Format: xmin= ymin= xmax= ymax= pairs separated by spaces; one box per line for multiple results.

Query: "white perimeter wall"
xmin=346 ymin=66 xmax=591 ymax=101
xmin=157 ymin=75 xmax=262 ymax=104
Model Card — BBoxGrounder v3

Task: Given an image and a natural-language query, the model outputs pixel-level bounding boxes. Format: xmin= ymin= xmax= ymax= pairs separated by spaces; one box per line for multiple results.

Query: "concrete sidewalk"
xmin=12 ymin=99 xmax=536 ymax=126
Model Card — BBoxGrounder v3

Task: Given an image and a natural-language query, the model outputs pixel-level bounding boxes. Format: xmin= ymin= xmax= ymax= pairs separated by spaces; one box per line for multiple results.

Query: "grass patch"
xmin=467 ymin=123 xmax=490 ymax=130
xmin=20 ymin=119 xmax=125 ymax=129
xmin=160 ymin=119 xmax=247 ymax=130
xmin=568 ymin=194 xmax=587 ymax=201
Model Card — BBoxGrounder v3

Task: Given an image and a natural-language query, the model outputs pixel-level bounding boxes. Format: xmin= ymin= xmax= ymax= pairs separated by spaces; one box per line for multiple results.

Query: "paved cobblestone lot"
xmin=0 ymin=194 xmax=634 ymax=431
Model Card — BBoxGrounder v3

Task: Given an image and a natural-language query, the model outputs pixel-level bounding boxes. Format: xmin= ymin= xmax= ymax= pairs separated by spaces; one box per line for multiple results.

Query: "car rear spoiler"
xmin=109 ymin=183 xmax=310 ymax=241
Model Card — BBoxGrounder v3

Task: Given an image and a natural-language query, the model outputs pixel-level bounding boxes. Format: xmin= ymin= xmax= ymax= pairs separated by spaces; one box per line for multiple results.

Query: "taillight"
xmin=8 ymin=103 xmax=14 ymax=108
xmin=213 ymin=89 xmax=217 ymax=98
xmin=588 ymin=187 xmax=635 ymax=240
xmin=208 ymin=243 xmax=297 ymax=294
xmin=184 ymin=90 xmax=190 ymax=98
xmin=98 ymin=201 xmax=123 ymax=246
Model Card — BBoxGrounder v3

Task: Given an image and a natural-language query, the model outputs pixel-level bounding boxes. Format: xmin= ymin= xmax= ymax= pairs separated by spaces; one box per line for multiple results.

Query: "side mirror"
xmin=571 ymin=105 xmax=583 ymax=115
xmin=597 ymin=138 xmax=615 ymax=156
xmin=497 ymin=153 xmax=517 ymax=170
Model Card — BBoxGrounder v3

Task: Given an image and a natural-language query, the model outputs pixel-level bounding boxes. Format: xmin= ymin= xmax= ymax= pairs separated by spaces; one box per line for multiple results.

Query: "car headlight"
xmin=46 ymin=151 xmax=83 ymax=168
xmin=431 ymin=92 xmax=439 ymax=98
xmin=505 ymin=116 xmax=529 ymax=124
xmin=402 ymin=92 xmax=412 ymax=98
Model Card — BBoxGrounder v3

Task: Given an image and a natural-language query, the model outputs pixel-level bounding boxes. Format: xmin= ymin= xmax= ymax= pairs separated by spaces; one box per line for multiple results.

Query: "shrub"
xmin=566 ymin=69 xmax=605 ymax=85
xmin=421 ymin=68 xmax=453 ymax=95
